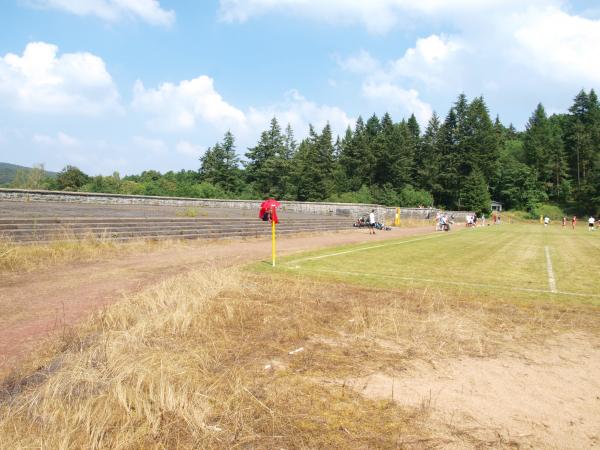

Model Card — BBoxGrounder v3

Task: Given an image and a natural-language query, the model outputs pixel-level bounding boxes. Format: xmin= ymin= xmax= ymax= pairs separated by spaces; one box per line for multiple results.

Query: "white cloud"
xmin=219 ymin=0 xmax=556 ymax=33
xmin=29 ymin=0 xmax=175 ymax=26
xmin=247 ymin=89 xmax=354 ymax=140
xmin=339 ymin=34 xmax=464 ymax=90
xmin=337 ymin=50 xmax=381 ymax=75
xmin=132 ymin=136 xmax=167 ymax=155
xmin=132 ymin=75 xmax=354 ymax=143
xmin=32 ymin=131 xmax=79 ymax=146
xmin=0 ymin=42 xmax=120 ymax=115
xmin=362 ymin=81 xmax=432 ymax=125
xmin=332 ymin=3 xmax=600 ymax=127
xmin=176 ymin=140 xmax=205 ymax=158
xmin=32 ymin=134 xmax=55 ymax=145
xmin=391 ymin=34 xmax=463 ymax=86
xmin=132 ymin=76 xmax=246 ymax=132
xmin=57 ymin=131 xmax=79 ymax=146
xmin=513 ymin=7 xmax=600 ymax=85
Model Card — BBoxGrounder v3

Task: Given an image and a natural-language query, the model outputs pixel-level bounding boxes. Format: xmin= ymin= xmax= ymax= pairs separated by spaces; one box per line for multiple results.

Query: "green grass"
xmin=259 ymin=223 xmax=600 ymax=305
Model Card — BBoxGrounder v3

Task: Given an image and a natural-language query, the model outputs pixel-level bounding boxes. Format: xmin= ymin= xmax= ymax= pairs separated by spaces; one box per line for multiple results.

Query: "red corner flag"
xmin=259 ymin=198 xmax=280 ymax=223
xmin=270 ymin=206 xmax=279 ymax=224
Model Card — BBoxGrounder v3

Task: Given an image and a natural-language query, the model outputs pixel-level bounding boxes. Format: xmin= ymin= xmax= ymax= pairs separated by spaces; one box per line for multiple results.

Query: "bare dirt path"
xmin=0 ymin=226 xmax=434 ymax=372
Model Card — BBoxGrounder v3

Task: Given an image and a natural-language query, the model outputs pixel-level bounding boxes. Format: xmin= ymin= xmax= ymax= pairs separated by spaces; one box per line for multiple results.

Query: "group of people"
xmin=546 ymin=215 xmax=597 ymax=230
xmin=354 ymin=209 xmax=390 ymax=234
xmin=435 ymin=212 xmax=453 ymax=231
xmin=465 ymin=214 xmax=484 ymax=228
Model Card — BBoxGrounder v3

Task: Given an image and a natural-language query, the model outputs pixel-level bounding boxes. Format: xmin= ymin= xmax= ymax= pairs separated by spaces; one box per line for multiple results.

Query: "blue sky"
xmin=1 ymin=0 xmax=599 ymax=175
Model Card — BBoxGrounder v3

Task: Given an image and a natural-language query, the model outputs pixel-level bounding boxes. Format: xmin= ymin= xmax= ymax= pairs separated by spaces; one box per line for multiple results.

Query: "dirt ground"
xmin=345 ymin=332 xmax=600 ymax=449
xmin=0 ymin=226 xmax=430 ymax=372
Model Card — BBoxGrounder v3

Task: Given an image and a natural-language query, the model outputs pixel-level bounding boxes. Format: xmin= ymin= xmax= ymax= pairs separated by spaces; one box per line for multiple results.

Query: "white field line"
xmin=285 ymin=232 xmax=446 ymax=265
xmin=293 ymin=267 xmax=600 ymax=299
xmin=545 ymin=246 xmax=558 ymax=293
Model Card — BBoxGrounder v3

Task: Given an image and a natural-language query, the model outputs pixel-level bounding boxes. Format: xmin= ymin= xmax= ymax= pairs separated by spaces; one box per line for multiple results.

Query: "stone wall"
xmin=0 ymin=188 xmax=473 ymax=221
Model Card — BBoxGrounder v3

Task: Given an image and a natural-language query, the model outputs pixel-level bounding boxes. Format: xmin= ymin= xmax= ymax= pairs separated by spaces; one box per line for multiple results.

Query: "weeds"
xmin=0 ymin=237 xmax=171 ymax=274
xmin=176 ymin=207 xmax=206 ymax=218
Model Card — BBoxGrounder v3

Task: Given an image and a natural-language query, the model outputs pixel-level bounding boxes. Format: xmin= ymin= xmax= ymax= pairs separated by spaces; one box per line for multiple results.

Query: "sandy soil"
xmin=347 ymin=332 xmax=600 ymax=449
xmin=0 ymin=226 xmax=431 ymax=372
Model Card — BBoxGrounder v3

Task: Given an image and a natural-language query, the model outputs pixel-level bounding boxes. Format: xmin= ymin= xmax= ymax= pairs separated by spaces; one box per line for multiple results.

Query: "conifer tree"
xmin=199 ymin=131 xmax=240 ymax=192
xmin=417 ymin=112 xmax=443 ymax=204
xmin=244 ymin=118 xmax=288 ymax=197
xmin=292 ymin=125 xmax=334 ymax=201
xmin=460 ymin=169 xmax=491 ymax=215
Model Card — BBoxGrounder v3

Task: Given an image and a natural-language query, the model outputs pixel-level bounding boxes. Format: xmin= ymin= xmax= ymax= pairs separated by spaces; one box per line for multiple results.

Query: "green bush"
xmin=327 ymin=185 xmax=374 ymax=204
xmin=528 ymin=203 xmax=565 ymax=220
xmin=188 ymin=182 xmax=229 ymax=199
xmin=398 ymin=185 xmax=433 ymax=208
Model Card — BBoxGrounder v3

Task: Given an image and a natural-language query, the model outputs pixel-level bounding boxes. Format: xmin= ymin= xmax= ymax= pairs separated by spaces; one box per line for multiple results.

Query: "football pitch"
xmin=276 ymin=223 xmax=600 ymax=304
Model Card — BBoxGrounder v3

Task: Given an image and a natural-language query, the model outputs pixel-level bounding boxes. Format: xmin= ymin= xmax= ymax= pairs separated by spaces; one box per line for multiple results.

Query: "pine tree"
xmin=547 ymin=116 xmax=571 ymax=202
xmin=460 ymin=169 xmax=491 ymax=215
xmin=292 ymin=125 xmax=334 ymax=201
xmin=438 ymin=107 xmax=460 ymax=207
xmin=464 ymin=97 xmax=500 ymax=181
xmin=283 ymin=123 xmax=297 ymax=159
xmin=199 ymin=131 xmax=241 ymax=192
xmin=523 ymin=104 xmax=552 ymax=181
xmin=244 ymin=117 xmax=288 ymax=197
xmin=417 ymin=112 xmax=443 ymax=204
xmin=566 ymin=90 xmax=591 ymax=191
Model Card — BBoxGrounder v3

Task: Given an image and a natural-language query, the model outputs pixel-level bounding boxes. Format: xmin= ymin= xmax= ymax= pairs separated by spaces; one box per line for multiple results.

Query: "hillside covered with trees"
xmin=4 ymin=90 xmax=600 ymax=216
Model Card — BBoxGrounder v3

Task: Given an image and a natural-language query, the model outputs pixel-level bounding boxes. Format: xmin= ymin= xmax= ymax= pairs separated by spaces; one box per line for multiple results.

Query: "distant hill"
xmin=0 ymin=162 xmax=57 ymax=185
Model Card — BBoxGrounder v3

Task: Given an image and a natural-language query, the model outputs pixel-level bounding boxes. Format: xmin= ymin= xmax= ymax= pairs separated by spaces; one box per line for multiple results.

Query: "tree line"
xmin=6 ymin=89 xmax=600 ymax=216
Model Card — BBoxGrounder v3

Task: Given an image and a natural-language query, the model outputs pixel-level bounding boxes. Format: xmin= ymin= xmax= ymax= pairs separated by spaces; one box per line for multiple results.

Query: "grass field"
xmin=273 ymin=223 xmax=600 ymax=304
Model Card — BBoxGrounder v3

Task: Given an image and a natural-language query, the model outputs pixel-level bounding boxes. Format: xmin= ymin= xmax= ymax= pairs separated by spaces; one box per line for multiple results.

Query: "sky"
xmin=1 ymin=0 xmax=599 ymax=175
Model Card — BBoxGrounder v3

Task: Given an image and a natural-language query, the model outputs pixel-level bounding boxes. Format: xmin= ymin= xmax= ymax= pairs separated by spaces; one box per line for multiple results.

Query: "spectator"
xmin=369 ymin=209 xmax=376 ymax=235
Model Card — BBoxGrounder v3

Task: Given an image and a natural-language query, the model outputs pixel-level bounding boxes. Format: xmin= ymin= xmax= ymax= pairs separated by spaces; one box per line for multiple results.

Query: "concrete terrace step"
xmin=0 ymin=215 xmax=352 ymax=243
xmin=0 ymin=219 xmax=351 ymax=231
xmin=9 ymin=226 xmax=350 ymax=244
xmin=0 ymin=221 xmax=350 ymax=231
xmin=0 ymin=217 xmax=350 ymax=225
xmin=1 ymin=224 xmax=350 ymax=239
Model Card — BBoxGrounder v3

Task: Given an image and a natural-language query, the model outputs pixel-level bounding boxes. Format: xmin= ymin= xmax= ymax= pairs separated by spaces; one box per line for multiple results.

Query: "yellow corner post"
xmin=271 ymin=209 xmax=276 ymax=267
xmin=395 ymin=207 xmax=401 ymax=226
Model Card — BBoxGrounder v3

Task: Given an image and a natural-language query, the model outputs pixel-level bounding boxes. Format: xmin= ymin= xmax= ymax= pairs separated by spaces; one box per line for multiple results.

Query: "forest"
xmin=5 ymin=89 xmax=600 ymax=216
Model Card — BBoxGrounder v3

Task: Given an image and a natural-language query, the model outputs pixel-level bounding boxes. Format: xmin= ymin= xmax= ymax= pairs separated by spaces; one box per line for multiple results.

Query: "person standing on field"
xmin=369 ymin=209 xmax=376 ymax=235
xmin=572 ymin=216 xmax=577 ymax=230
xmin=562 ymin=217 xmax=567 ymax=228
xmin=589 ymin=216 xmax=596 ymax=231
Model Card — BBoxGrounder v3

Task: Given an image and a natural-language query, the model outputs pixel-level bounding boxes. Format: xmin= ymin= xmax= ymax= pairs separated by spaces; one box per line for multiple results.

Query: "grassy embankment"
xmin=1 ymin=223 xmax=599 ymax=448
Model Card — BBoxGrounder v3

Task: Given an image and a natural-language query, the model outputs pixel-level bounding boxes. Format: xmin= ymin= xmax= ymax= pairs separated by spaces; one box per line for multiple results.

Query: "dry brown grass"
xmin=1 ymin=269 xmax=598 ymax=449
xmin=0 ymin=237 xmax=175 ymax=274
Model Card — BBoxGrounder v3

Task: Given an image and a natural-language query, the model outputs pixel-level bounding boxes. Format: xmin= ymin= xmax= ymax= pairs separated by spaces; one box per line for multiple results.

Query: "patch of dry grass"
xmin=0 ymin=237 xmax=174 ymax=274
xmin=1 ymin=269 xmax=598 ymax=448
